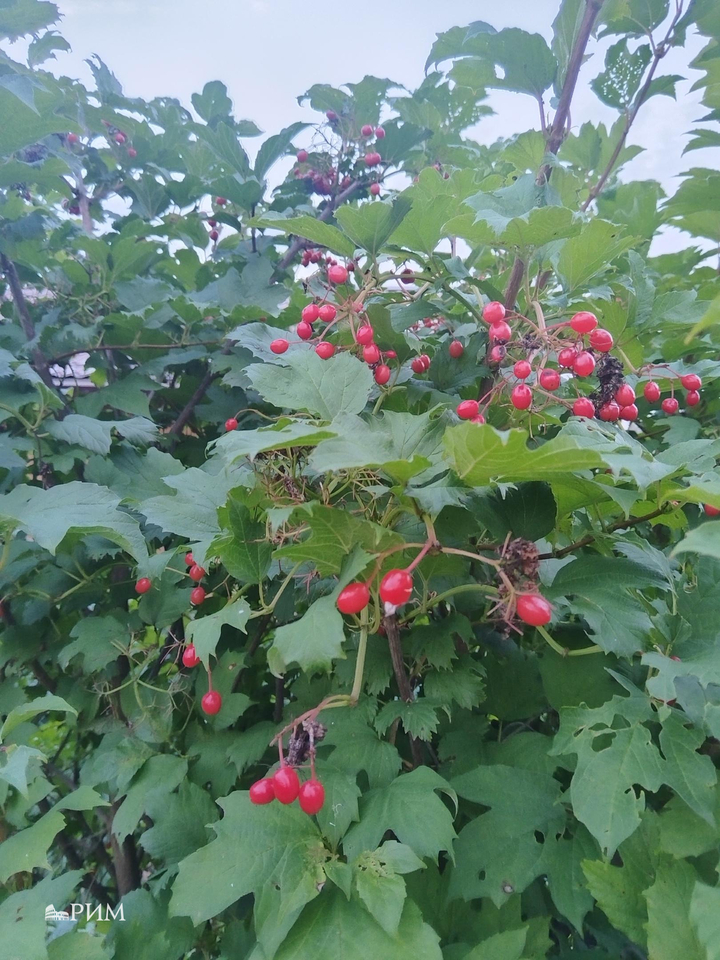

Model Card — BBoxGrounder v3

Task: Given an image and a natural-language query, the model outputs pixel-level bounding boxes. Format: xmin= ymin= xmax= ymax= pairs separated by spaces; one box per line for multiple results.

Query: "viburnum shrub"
xmin=2 ymin=0 xmax=720 ymax=957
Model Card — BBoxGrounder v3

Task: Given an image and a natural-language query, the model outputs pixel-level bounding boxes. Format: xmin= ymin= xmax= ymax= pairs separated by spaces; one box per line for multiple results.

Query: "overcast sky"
xmin=35 ymin=0 xmax=718 ymax=253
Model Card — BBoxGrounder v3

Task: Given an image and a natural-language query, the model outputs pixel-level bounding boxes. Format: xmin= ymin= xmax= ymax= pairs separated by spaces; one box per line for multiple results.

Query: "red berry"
xmin=449 ymin=340 xmax=464 ymax=358
xmin=297 ymin=321 xmax=313 ymax=341
xmin=363 ymin=344 xmax=381 ymax=364
xmin=370 ymin=182 xmax=381 ymax=196
xmin=318 ymin=304 xmax=336 ymax=322
xmin=135 ymin=577 xmax=151 ymax=594
xmin=620 ymin=404 xmax=639 ymax=420
xmin=488 ymin=320 xmax=512 ymax=341
xmin=471 ymin=414 xmax=486 ymax=424
xmin=558 ymin=347 xmax=577 ymax=368
xmin=225 ymin=418 xmax=238 ymax=432
xmin=185 ymin=552 xmax=194 ymax=566
xmin=356 ymin=324 xmax=374 ymax=345
xmin=271 ymin=339 xmax=289 ymax=354
xmin=374 ymin=364 xmax=391 ymax=385
xmin=599 ymin=401 xmax=621 ymax=422
xmin=375 ymin=126 xmax=386 ymax=138
xmin=209 ymin=230 xmax=219 ymax=241
xmin=662 ymin=397 xmax=679 ymax=415
xmin=114 ymin=132 xmax=126 ymax=144
xmin=190 ymin=586 xmax=206 ymax=606
xmin=216 ymin=196 xmax=227 ymax=205
xmin=273 ymin=765 xmax=300 ymax=804
xmin=315 ymin=342 xmax=335 ymax=359
xmin=347 ymin=261 xmax=355 ymax=271
xmin=643 ymin=381 xmax=661 ymax=402
xmin=67 ymin=132 xmax=79 ymax=144
xmin=328 ymin=265 xmax=348 ymax=284
xmin=514 ymin=360 xmax=532 ymax=379
xmin=302 ymin=304 xmax=320 ymax=323
xmin=361 ymin=124 xmax=373 ymax=136
xmin=569 ymin=311 xmax=598 ymax=334
xmin=411 ymin=357 xmax=426 ymax=374
xmin=379 ymin=569 xmax=413 ymax=606
xmin=457 ymin=399 xmax=479 ymax=420
xmin=615 ymin=384 xmax=636 ymax=406
xmin=249 ymin=778 xmax=276 ymax=805
xmin=489 ymin=345 xmax=506 ymax=364
xmin=400 ymin=268 xmax=415 ymax=284
xmin=539 ymin=369 xmax=560 ymax=391
xmin=127 ymin=147 xmax=137 ymax=159
xmin=297 ymin=149 xmax=308 ymax=162
xmin=572 ymin=397 xmax=595 ymax=418
xmin=704 ymin=504 xmax=720 ymax=517
xmin=589 ymin=328 xmax=613 ymax=352
xmin=189 ymin=564 xmax=205 ymax=582
xmin=364 ymin=152 xmax=381 ymax=167
xmin=182 ymin=644 xmax=200 ymax=668
xmin=686 ymin=390 xmax=701 ymax=406
xmin=681 ymin=374 xmax=701 ymax=391
xmin=298 ymin=779 xmax=325 ymax=815
xmin=384 ymin=350 xmax=397 ymax=359
xmin=516 ymin=593 xmax=552 ymax=626
xmin=419 ymin=353 xmax=430 ymax=369
xmin=482 ymin=301 xmax=505 ymax=324
xmin=337 ymin=582 xmax=370 ymax=615
xmin=326 ymin=110 xmax=338 ymax=121
xmin=573 ymin=352 xmax=596 ymax=377
xmin=511 ymin=384 xmax=532 ymax=410
xmin=201 ymin=690 xmax=222 ymax=715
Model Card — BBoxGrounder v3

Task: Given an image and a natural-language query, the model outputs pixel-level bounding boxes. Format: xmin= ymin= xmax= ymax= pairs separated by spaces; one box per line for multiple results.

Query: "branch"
xmin=538 ymin=0 xmax=607 ymax=183
xmin=581 ymin=2 xmax=685 ymax=210
xmin=166 ymin=344 xmax=232 ymax=444
xmin=274 ymin=179 xmax=362 ymax=273
xmin=384 ymin=614 xmax=423 ymax=768
xmin=0 ymin=254 xmax=57 ymax=392
xmin=538 ymin=505 xmax=671 ymax=559
xmin=109 ymin=800 xmax=141 ymax=897
xmin=503 ymin=256 xmax=526 ymax=310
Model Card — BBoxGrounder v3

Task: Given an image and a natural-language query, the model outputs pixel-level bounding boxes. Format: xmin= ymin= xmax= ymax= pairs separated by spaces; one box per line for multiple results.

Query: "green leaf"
xmin=555 ymin=219 xmax=636 ymax=291
xmin=0 ymin=0 xmax=59 ymax=40
xmin=269 ymin=594 xmax=346 ymax=675
xmin=245 ymin=351 xmax=373 ymax=419
xmin=215 ymin=491 xmax=272 ymax=583
xmin=645 ymin=860 xmax=705 ymax=960
xmin=273 ymin=891 xmax=442 ymax=960
xmin=0 ymin=482 xmax=148 ymax=562
xmin=1 ymin=693 xmax=77 ymax=741
xmin=353 ymin=849 xmax=407 ymax=935
xmin=59 ymin=614 xmax=128 ymax=671
xmin=275 ymin=504 xmax=400 ymax=576
xmin=185 ymin=597 xmax=251 ymax=667
xmin=254 ymin=122 xmax=307 ymax=180
xmin=27 ymin=30 xmax=70 ymax=66
xmin=591 ymin=40 xmax=652 ymax=110
xmin=0 ymin=811 xmax=65 ymax=881
xmin=335 ymin=197 xmax=412 ymax=256
xmin=690 ymin=882 xmax=720 ymax=960
xmin=0 ymin=871 xmax=83 ymax=960
xmin=659 ymin=713 xmax=717 ymax=824
xmin=672 ymin=520 xmax=720 ymax=560
xmin=443 ymin=424 xmax=605 ymax=487
xmin=256 ymin=214 xmax=356 ymax=258
xmin=170 ymin=791 xmax=321 ymax=924
xmin=449 ymin=764 xmax=565 ymax=905
xmin=375 ymin=700 xmax=442 ymax=741
xmin=464 ymin=928 xmax=528 ymax=960
xmin=343 ymin=767 xmax=457 ymax=863
xmin=143 ymin=781 xmax=220 ymax=864
xmin=112 ymin=755 xmax=188 ymax=841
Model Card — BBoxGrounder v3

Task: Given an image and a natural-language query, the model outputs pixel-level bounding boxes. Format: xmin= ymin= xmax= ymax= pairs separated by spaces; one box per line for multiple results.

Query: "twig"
xmin=581 ymin=1 xmax=685 ymax=210
xmin=166 ymin=349 xmax=228 ymax=445
xmin=503 ymin=256 xmax=526 ymax=310
xmin=384 ymin=614 xmax=423 ymax=768
xmin=538 ymin=505 xmax=670 ymax=559
xmin=274 ymin=180 xmax=362 ymax=272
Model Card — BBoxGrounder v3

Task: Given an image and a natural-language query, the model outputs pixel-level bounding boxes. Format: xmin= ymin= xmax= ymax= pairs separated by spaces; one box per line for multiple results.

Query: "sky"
xmin=27 ymin=0 xmax=719 ymax=254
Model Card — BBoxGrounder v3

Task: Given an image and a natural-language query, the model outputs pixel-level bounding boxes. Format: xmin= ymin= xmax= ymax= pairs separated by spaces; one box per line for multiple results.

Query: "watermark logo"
xmin=45 ymin=903 xmax=125 ymax=922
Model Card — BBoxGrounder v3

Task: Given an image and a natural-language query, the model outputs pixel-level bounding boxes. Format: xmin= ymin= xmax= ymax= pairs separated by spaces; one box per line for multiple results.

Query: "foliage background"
xmin=1 ymin=0 xmax=720 ymax=958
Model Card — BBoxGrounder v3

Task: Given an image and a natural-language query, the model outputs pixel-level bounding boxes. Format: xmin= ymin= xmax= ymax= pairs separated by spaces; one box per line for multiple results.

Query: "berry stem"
xmin=441 ymin=546 xmax=501 ymax=569
xmin=399 ymin=583 xmax=498 ymax=623
xmin=350 ymin=606 xmax=369 ymax=704
xmin=536 ymin=624 xmax=602 ymax=657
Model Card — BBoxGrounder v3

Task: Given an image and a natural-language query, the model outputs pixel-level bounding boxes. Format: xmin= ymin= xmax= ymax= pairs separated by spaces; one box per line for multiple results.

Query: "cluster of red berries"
xmin=249 ymin=765 xmax=325 ymax=815
xmin=435 ymin=302 xmax=706 ymax=424
xmin=184 ymin=551 xmax=207 ymax=606
xmin=98 ymin=122 xmax=137 ymax=158
xmin=300 ymin=248 xmax=325 ymax=267
xmin=337 ymin=558 xmax=552 ymax=627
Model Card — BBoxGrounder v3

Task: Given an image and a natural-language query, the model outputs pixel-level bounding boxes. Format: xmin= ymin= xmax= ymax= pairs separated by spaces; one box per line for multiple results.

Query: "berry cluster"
xmin=249 ymin=765 xmax=325 ymax=815
xmin=438 ymin=302 xmax=706 ymax=424
xmin=293 ymin=116 xmax=385 ymax=200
